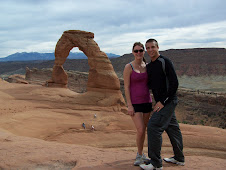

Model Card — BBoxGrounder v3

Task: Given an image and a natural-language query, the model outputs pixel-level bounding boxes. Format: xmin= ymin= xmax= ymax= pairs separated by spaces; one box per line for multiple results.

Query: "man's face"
xmin=145 ymin=42 xmax=159 ymax=61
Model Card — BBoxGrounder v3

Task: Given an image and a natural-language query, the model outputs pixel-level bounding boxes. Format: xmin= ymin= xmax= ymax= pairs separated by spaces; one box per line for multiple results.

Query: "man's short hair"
xmin=146 ymin=39 xmax=159 ymax=47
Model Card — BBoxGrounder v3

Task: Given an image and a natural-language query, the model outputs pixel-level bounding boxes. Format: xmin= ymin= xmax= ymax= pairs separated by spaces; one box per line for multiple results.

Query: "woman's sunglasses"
xmin=134 ymin=49 xmax=144 ymax=53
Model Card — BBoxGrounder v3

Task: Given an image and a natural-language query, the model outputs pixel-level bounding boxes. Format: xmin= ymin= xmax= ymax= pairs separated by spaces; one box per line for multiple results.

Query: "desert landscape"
xmin=0 ymin=79 xmax=226 ymax=170
xmin=0 ymin=30 xmax=226 ymax=170
xmin=0 ymin=74 xmax=226 ymax=170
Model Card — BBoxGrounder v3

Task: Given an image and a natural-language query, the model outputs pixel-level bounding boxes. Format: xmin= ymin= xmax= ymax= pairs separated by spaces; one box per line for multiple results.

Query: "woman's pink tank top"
xmin=130 ymin=63 xmax=152 ymax=104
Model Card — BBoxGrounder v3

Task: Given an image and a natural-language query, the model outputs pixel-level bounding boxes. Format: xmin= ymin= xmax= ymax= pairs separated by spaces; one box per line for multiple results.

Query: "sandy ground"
xmin=0 ymin=80 xmax=226 ymax=169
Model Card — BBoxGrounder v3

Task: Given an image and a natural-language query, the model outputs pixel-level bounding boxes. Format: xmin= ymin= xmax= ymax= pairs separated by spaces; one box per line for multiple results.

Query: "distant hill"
xmin=0 ymin=48 xmax=225 ymax=77
xmin=0 ymin=52 xmax=119 ymax=62
xmin=111 ymin=48 xmax=226 ymax=76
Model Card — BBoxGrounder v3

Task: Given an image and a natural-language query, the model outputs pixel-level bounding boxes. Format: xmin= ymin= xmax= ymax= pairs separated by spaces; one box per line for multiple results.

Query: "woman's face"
xmin=132 ymin=45 xmax=145 ymax=60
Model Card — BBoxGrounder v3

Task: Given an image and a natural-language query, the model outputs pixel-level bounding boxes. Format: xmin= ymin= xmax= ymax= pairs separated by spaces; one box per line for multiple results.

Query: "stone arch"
xmin=49 ymin=30 xmax=120 ymax=91
xmin=47 ymin=30 xmax=126 ymax=112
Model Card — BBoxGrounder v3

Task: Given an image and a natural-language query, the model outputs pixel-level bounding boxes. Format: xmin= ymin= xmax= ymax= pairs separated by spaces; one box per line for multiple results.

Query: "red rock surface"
xmin=0 ymin=80 xmax=225 ymax=169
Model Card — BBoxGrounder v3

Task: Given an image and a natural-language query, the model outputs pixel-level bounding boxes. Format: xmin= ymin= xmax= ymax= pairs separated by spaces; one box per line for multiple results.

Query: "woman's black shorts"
xmin=132 ymin=103 xmax=153 ymax=113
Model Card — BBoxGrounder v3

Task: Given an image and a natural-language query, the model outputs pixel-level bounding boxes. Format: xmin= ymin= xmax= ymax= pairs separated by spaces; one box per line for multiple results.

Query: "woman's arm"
xmin=123 ymin=64 xmax=134 ymax=116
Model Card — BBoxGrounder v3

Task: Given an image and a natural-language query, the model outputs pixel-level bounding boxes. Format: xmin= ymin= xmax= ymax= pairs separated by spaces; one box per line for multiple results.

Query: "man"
xmin=140 ymin=39 xmax=185 ymax=170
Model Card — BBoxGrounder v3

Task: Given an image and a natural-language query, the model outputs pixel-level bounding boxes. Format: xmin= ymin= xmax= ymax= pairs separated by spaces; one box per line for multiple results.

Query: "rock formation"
xmin=46 ymin=30 xmax=126 ymax=112
xmin=5 ymin=74 xmax=28 ymax=84
xmin=26 ymin=68 xmax=88 ymax=93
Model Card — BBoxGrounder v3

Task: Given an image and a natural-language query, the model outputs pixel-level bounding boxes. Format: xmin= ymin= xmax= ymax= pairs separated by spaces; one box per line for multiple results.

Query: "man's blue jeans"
xmin=147 ymin=99 xmax=184 ymax=167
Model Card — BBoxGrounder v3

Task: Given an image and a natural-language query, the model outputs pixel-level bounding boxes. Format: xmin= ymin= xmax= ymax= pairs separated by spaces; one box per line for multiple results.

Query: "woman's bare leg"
xmin=131 ymin=112 xmax=150 ymax=155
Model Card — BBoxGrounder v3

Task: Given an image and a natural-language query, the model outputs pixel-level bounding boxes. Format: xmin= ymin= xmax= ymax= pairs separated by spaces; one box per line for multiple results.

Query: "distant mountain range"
xmin=0 ymin=52 xmax=120 ymax=62
xmin=0 ymin=48 xmax=225 ymax=77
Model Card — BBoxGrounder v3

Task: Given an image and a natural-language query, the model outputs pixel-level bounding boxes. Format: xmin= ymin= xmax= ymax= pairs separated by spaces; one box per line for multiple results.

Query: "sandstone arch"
xmin=47 ymin=30 xmax=126 ymax=112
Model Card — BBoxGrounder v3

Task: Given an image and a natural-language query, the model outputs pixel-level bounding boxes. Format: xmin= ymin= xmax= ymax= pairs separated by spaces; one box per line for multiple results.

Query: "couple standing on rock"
xmin=123 ymin=39 xmax=185 ymax=170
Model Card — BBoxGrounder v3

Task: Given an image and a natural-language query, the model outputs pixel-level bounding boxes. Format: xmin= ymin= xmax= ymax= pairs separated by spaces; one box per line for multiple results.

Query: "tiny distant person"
xmin=123 ymin=42 xmax=152 ymax=166
xmin=91 ymin=125 xmax=95 ymax=131
xmin=82 ymin=123 xmax=86 ymax=129
xmin=140 ymin=39 xmax=185 ymax=170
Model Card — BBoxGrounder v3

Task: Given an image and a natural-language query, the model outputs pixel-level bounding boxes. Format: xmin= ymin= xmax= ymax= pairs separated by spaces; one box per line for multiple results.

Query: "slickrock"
xmin=5 ymin=74 xmax=28 ymax=84
xmin=0 ymin=81 xmax=226 ymax=170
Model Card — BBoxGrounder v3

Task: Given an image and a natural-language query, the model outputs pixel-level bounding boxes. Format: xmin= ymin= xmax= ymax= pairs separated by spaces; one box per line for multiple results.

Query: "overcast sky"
xmin=1 ymin=0 xmax=226 ymax=58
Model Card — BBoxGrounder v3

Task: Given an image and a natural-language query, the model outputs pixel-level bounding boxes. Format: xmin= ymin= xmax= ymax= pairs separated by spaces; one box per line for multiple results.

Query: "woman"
xmin=123 ymin=42 xmax=152 ymax=166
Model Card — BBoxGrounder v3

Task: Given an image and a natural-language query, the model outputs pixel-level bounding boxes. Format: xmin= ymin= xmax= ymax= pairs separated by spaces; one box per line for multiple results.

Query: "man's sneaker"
xmin=140 ymin=163 xmax=163 ymax=170
xmin=163 ymin=157 xmax=185 ymax=166
xmin=134 ymin=153 xmax=149 ymax=166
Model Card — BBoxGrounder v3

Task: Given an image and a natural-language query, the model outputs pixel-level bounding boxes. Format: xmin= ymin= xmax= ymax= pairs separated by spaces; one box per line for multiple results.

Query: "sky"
xmin=1 ymin=0 xmax=226 ymax=58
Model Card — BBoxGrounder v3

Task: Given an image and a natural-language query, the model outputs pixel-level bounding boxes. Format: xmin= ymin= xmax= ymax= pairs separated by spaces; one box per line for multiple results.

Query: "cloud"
xmin=0 ymin=0 xmax=226 ymax=57
xmin=98 ymin=21 xmax=226 ymax=55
